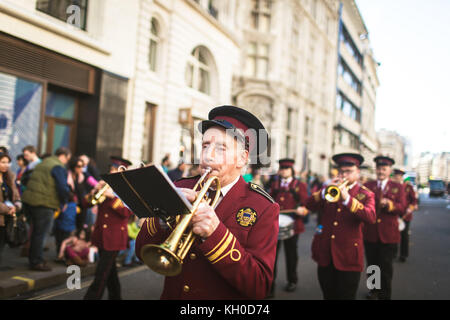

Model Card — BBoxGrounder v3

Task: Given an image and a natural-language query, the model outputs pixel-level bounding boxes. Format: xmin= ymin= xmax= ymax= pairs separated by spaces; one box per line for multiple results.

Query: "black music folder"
xmin=101 ymin=165 xmax=192 ymax=219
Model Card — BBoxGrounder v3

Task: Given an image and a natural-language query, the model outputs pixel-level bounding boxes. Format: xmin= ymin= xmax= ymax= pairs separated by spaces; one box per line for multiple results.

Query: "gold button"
xmin=103 ymin=224 xmax=107 ymax=229
xmin=104 ymin=214 xmax=108 ymax=218
xmin=354 ymin=243 xmax=358 ymax=247
xmin=280 ymin=197 xmax=285 ymax=201
xmin=337 ymin=208 xmax=342 ymax=212
xmin=183 ymin=285 xmax=190 ymax=293
xmin=121 ymin=226 xmax=125 ymax=231
xmin=331 ymin=235 xmax=335 ymax=239
xmin=333 ymin=221 xmax=338 ymax=226
xmin=190 ymin=253 xmax=197 ymax=260
xmin=377 ymin=219 xmax=382 ymax=223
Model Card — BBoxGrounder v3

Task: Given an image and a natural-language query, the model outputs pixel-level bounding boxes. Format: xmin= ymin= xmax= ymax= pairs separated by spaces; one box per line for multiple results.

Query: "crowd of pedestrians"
xmin=0 ymin=145 xmax=142 ymax=273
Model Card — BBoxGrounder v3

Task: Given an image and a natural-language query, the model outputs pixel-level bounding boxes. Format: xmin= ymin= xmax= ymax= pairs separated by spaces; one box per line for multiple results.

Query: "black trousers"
xmin=84 ymin=250 xmax=121 ymax=300
xmin=273 ymin=234 xmax=299 ymax=285
xmin=399 ymin=221 xmax=411 ymax=258
xmin=364 ymin=241 xmax=398 ymax=300
xmin=317 ymin=263 xmax=361 ymax=300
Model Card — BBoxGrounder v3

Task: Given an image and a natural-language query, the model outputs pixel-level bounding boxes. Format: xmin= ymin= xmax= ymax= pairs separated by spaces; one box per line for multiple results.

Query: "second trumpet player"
xmin=305 ymin=153 xmax=376 ymax=300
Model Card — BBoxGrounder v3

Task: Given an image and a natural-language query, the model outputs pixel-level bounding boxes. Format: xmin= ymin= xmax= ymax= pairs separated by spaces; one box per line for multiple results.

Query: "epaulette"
xmin=360 ymin=185 xmax=371 ymax=193
xmin=249 ymin=182 xmax=275 ymax=203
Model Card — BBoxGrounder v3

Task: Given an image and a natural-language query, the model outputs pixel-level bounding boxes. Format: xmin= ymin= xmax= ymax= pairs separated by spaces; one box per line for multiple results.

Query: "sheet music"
xmin=154 ymin=164 xmax=193 ymax=211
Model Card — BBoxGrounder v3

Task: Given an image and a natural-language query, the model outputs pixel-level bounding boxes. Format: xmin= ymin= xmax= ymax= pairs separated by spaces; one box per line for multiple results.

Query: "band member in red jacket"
xmin=392 ymin=168 xmax=418 ymax=262
xmin=363 ymin=156 xmax=407 ymax=300
xmin=306 ymin=153 xmax=376 ymax=300
xmin=84 ymin=156 xmax=133 ymax=300
xmin=135 ymin=105 xmax=279 ymax=299
xmin=268 ymin=158 xmax=309 ymax=295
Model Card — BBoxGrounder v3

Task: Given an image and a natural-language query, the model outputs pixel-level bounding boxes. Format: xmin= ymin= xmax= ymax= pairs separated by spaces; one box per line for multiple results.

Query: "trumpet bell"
xmin=324 ymin=185 xmax=341 ymax=203
xmin=140 ymin=243 xmax=183 ymax=276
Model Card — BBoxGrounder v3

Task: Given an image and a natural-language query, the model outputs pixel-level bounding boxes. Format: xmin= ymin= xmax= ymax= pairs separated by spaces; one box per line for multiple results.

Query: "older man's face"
xmin=201 ymin=127 xmax=248 ymax=186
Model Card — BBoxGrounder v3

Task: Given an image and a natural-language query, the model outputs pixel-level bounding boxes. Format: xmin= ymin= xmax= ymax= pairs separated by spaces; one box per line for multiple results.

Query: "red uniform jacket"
xmin=269 ymin=177 xmax=309 ymax=234
xmin=91 ymin=197 xmax=133 ymax=251
xmin=363 ymin=180 xmax=407 ymax=244
xmin=135 ymin=176 xmax=279 ymax=300
xmin=306 ymin=183 xmax=376 ymax=272
xmin=403 ymin=183 xmax=417 ymax=222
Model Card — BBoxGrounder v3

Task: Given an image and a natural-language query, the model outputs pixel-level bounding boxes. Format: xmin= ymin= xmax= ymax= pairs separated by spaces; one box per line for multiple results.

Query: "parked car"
xmin=429 ymin=179 xmax=446 ymax=197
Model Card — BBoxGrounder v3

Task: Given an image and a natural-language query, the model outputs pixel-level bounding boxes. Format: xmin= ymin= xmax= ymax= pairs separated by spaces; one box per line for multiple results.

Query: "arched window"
xmin=185 ymin=46 xmax=212 ymax=95
xmin=149 ymin=18 xmax=160 ymax=72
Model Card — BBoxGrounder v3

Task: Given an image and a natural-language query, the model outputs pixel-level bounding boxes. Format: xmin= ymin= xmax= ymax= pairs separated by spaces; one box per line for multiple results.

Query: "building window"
xmin=289 ymin=16 xmax=300 ymax=87
xmin=304 ymin=116 xmax=310 ymax=141
xmin=285 ymin=107 xmax=295 ymax=157
xmin=142 ymin=103 xmax=157 ymax=163
xmin=42 ymin=89 xmax=77 ymax=155
xmin=251 ymin=0 xmax=271 ymax=32
xmin=245 ymin=42 xmax=269 ymax=79
xmin=36 ymin=0 xmax=88 ymax=30
xmin=285 ymin=135 xmax=291 ymax=158
xmin=208 ymin=0 xmax=218 ymax=18
xmin=149 ymin=18 xmax=161 ymax=72
xmin=336 ymin=91 xmax=361 ymax=123
xmin=340 ymin=24 xmax=363 ymax=66
xmin=185 ymin=46 xmax=212 ymax=95
xmin=338 ymin=57 xmax=362 ymax=94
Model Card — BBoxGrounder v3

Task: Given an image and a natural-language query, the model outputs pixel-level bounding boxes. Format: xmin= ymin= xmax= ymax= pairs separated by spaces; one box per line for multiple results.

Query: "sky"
xmin=355 ymin=0 xmax=450 ymax=156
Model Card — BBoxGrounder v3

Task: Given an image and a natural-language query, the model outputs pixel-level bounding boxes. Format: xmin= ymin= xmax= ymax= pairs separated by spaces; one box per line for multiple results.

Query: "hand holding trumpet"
xmin=324 ymin=178 xmax=350 ymax=203
xmin=178 ymin=187 xmax=220 ymax=239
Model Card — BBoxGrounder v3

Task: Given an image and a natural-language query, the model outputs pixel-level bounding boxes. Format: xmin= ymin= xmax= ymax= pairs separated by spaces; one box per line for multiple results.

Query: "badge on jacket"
xmin=236 ymin=207 xmax=257 ymax=227
xmin=356 ymin=193 xmax=366 ymax=201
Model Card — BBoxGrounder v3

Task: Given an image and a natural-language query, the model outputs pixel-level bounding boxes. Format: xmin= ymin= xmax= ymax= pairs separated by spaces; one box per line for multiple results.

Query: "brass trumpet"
xmin=140 ymin=168 xmax=221 ymax=276
xmin=87 ymin=183 xmax=110 ymax=206
xmin=324 ymin=179 xmax=349 ymax=203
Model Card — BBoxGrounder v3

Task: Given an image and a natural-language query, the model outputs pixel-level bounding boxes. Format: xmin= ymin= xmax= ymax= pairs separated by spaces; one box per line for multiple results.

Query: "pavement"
xmin=0 ymin=239 xmax=99 ymax=299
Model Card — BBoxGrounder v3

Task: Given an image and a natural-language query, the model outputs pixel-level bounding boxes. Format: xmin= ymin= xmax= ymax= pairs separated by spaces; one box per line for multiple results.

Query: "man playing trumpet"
xmin=135 ymin=105 xmax=280 ymax=299
xmin=363 ymin=156 xmax=406 ymax=300
xmin=84 ymin=156 xmax=133 ymax=300
xmin=305 ymin=153 xmax=376 ymax=300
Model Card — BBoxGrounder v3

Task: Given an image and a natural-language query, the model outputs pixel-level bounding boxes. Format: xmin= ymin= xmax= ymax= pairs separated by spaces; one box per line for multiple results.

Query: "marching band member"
xmin=84 ymin=156 xmax=133 ymax=300
xmin=268 ymin=158 xmax=309 ymax=295
xmin=306 ymin=153 xmax=376 ymax=300
xmin=392 ymin=168 xmax=418 ymax=263
xmin=363 ymin=156 xmax=407 ymax=300
xmin=135 ymin=105 xmax=280 ymax=299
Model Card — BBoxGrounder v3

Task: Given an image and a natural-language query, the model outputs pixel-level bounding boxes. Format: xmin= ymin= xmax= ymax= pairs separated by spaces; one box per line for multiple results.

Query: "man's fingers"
xmin=179 ymin=188 xmax=197 ymax=202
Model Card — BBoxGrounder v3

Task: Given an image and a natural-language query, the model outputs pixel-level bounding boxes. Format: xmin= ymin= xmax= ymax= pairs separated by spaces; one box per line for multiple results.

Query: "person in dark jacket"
xmin=167 ymin=160 xmax=187 ymax=182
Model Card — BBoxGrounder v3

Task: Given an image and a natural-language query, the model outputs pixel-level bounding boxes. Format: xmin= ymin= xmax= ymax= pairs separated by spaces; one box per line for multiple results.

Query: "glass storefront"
xmin=42 ymin=90 xmax=77 ymax=155
xmin=0 ymin=71 xmax=43 ymax=171
xmin=0 ymin=71 xmax=78 ymax=169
